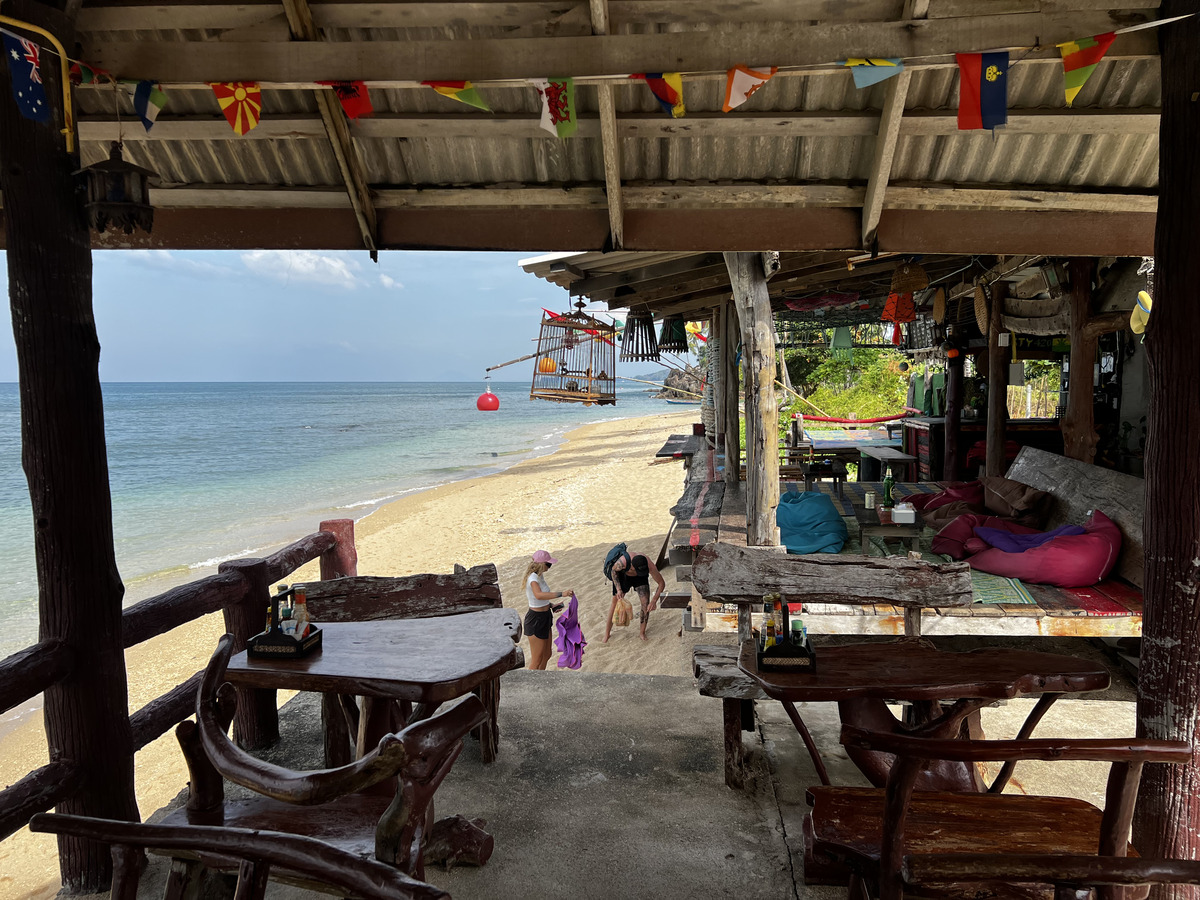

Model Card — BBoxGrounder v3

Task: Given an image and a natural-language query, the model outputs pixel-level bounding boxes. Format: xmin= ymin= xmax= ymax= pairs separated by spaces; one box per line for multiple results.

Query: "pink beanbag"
xmin=932 ymin=515 xmax=1040 ymax=560
xmin=966 ymin=510 xmax=1123 ymax=588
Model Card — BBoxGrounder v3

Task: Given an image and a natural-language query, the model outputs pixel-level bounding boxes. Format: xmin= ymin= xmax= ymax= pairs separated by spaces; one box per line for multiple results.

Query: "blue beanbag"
xmin=776 ymin=490 xmax=848 ymax=554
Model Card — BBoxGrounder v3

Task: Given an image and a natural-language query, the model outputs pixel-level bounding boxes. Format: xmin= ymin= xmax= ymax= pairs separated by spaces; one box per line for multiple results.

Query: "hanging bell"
xmin=620 ymin=307 xmax=660 ymax=362
xmin=657 ymin=315 xmax=688 ymax=353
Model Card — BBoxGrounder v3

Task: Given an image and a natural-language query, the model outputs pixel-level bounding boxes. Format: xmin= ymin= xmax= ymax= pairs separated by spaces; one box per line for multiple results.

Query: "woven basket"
xmin=931 ymin=287 xmax=946 ymax=324
xmin=891 ymin=263 xmax=929 ymax=293
xmin=973 ymin=283 xmax=990 ymax=335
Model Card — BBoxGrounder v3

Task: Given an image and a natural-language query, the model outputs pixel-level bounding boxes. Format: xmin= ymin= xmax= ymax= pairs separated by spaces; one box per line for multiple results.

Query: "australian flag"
xmin=4 ymin=33 xmax=50 ymax=122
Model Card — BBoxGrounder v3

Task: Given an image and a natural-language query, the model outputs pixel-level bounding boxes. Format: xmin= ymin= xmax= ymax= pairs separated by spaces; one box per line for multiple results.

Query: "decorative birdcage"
xmin=620 ymin=307 xmax=660 ymax=362
xmin=529 ymin=305 xmax=618 ymax=406
xmin=657 ymin=315 xmax=688 ymax=353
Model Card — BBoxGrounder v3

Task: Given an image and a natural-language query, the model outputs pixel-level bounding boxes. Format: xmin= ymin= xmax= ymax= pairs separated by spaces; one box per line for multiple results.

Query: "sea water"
xmin=0 ymin=381 xmax=670 ymax=663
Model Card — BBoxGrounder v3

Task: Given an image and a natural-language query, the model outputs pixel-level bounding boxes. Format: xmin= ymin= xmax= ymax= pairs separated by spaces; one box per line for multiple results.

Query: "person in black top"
xmin=604 ymin=551 xmax=665 ymax=643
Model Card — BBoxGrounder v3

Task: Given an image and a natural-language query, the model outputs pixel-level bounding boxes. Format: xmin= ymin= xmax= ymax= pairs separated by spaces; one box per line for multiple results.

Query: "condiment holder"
xmin=247 ymin=584 xmax=323 ymax=658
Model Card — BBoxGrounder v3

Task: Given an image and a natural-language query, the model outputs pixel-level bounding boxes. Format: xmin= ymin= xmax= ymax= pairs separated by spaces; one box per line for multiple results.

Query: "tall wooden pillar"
xmin=725 ymin=253 xmax=778 ymax=545
xmin=984 ymin=282 xmax=1010 ymax=477
xmin=1133 ymin=2 xmax=1200 ymax=883
xmin=721 ymin=301 xmax=741 ymax=486
xmin=943 ymin=352 xmax=964 ymax=481
xmin=0 ymin=2 xmax=138 ymax=891
xmin=1061 ymin=258 xmax=1100 ymax=463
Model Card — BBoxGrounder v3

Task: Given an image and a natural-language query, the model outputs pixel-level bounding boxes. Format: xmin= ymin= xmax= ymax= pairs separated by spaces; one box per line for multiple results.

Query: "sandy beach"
xmin=0 ymin=409 xmax=700 ymax=898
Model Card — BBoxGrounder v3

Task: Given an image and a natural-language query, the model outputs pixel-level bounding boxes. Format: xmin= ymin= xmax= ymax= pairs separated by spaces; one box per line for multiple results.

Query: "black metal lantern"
xmin=80 ymin=142 xmax=156 ymax=234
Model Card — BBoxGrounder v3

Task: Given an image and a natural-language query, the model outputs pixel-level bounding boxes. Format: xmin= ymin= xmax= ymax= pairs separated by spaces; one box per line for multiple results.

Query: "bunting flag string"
xmin=1057 ymin=33 xmax=1115 ymax=106
xmin=69 ymin=61 xmax=111 ymax=85
xmin=318 ymin=80 xmax=373 ymax=118
xmin=722 ymin=64 xmax=776 ymax=112
xmin=129 ymin=80 xmax=167 ymax=131
xmin=530 ymin=77 xmax=577 ymax=137
xmin=956 ymin=51 xmax=1008 ymax=131
xmin=631 ymin=73 xmax=685 ymax=118
xmin=841 ymin=58 xmax=905 ymax=89
xmin=3 ymin=32 xmax=49 ymax=122
xmin=210 ymin=82 xmax=262 ymax=135
xmin=422 ymin=80 xmax=490 ymax=111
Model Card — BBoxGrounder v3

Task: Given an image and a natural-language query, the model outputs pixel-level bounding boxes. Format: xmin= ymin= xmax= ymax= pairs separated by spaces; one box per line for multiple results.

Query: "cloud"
xmin=118 ymin=249 xmax=238 ymax=278
xmin=240 ymin=250 xmax=364 ymax=290
xmin=378 ymin=274 xmax=404 ymax=290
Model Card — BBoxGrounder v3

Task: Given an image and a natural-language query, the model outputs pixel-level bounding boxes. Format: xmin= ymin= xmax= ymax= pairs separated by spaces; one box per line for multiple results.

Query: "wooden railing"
xmin=0 ymin=518 xmax=358 ymax=856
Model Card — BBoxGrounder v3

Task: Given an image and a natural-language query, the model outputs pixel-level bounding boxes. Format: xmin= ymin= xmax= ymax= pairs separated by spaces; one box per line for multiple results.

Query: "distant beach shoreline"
xmin=0 ymin=408 xmax=701 ymax=899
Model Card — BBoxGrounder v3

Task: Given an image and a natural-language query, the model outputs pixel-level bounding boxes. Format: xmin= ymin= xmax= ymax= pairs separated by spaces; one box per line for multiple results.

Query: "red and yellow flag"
xmin=1057 ymin=32 xmax=1116 ymax=107
xmin=210 ymin=82 xmax=262 ymax=135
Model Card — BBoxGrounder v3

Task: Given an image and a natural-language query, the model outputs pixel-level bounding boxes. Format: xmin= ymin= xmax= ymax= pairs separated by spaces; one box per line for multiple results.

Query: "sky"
xmin=0 ymin=249 xmax=637 ymax=382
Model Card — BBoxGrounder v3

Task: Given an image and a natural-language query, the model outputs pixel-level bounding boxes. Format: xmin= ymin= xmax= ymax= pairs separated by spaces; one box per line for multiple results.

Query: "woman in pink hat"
xmin=523 ymin=549 xmax=573 ymax=670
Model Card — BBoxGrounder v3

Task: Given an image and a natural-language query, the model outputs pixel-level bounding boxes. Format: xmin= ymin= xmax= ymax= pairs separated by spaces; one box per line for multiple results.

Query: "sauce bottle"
xmin=292 ymin=585 xmax=310 ymax=640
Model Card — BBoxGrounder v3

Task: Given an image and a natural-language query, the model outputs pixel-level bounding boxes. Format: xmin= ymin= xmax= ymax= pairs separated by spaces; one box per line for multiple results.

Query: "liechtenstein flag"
xmin=3 ymin=33 xmax=50 ymax=122
xmin=956 ymin=51 xmax=1008 ymax=131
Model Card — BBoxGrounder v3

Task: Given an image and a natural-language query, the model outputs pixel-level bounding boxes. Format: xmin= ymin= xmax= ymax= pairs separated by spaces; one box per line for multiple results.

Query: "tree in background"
xmin=781 ymin=346 xmax=909 ymax=430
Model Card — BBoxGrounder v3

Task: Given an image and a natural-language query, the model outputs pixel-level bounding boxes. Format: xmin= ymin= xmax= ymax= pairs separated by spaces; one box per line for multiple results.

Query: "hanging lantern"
xmin=620 ymin=307 xmax=660 ymax=362
xmin=79 ymin=142 xmax=157 ymax=234
xmin=657 ymin=315 xmax=688 ymax=353
xmin=476 ymin=376 xmax=500 ymax=411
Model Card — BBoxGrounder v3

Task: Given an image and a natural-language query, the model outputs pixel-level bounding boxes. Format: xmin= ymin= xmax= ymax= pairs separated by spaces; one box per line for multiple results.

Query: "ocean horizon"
xmin=0 ymin=380 xmax=673 ymax=668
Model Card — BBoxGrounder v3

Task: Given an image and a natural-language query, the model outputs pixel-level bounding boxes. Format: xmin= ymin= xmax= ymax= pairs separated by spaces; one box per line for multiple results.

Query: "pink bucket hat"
xmin=532 ymin=549 xmax=558 ymax=564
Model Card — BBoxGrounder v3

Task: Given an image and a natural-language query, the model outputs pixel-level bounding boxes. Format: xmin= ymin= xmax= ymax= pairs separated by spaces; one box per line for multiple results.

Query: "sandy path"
xmin=0 ymin=409 xmax=699 ymax=898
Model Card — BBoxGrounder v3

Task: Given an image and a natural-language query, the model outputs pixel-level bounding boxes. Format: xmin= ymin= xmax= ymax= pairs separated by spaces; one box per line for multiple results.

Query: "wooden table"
xmin=227 ymin=609 xmax=523 ymax=758
xmin=739 ymin=639 xmax=1110 ymax=791
xmin=853 ymin=504 xmax=922 ymax=556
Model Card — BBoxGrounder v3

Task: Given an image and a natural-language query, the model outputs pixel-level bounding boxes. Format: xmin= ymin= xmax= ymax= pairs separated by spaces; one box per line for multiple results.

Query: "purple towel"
xmin=554 ymin=594 xmax=586 ymax=670
xmin=973 ymin=523 xmax=1086 ymax=553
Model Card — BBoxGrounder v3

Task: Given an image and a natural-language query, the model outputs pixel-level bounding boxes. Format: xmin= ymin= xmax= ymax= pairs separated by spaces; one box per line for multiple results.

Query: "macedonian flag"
xmin=210 ymin=82 xmax=262 ymax=135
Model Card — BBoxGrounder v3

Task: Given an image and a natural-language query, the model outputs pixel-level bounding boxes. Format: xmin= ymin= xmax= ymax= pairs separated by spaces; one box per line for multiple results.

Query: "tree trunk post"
xmin=1133 ymin=3 xmax=1200 ymax=886
xmin=725 ymin=252 xmax=778 ymax=545
xmin=318 ymin=518 xmax=358 ymax=580
xmin=943 ymin=351 xmax=964 ymax=481
xmin=1062 ymin=258 xmax=1100 ymax=463
xmin=985 ymin=281 xmax=1010 ymax=477
xmin=0 ymin=2 xmax=140 ymax=891
xmin=217 ymin=558 xmax=278 ymax=749
xmin=722 ymin=300 xmax=742 ymax=486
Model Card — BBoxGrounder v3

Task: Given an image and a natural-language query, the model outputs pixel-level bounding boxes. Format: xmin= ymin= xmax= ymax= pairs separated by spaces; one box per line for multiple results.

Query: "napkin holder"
xmin=247 ymin=588 xmax=323 ymax=659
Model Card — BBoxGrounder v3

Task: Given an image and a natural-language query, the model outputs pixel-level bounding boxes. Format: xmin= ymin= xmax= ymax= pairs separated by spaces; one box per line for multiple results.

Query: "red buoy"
xmin=476 ymin=387 xmax=500 ymax=411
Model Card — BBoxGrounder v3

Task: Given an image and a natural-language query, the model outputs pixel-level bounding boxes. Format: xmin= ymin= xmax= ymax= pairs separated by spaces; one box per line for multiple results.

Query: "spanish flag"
xmin=956 ymin=52 xmax=1008 ymax=131
xmin=422 ymin=81 xmax=490 ymax=111
xmin=1057 ymin=33 xmax=1116 ymax=107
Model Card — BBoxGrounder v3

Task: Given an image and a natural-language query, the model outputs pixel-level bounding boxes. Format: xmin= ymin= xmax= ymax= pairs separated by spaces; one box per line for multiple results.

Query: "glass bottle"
xmin=292 ymin=585 xmax=310 ymax=639
xmin=881 ymin=464 xmax=895 ymax=509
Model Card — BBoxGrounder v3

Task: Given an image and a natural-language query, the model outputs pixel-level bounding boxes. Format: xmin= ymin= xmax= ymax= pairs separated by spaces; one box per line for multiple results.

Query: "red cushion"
xmin=967 ymin=510 xmax=1123 ymax=587
xmin=907 ymin=481 xmax=985 ymax=513
xmin=932 ymin=514 xmax=1039 ymax=560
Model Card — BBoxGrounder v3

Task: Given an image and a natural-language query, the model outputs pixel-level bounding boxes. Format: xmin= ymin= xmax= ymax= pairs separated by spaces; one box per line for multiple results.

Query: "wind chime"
xmin=620 ymin=307 xmax=660 ymax=362
xmin=527 ymin=302 xmax=618 ymax=406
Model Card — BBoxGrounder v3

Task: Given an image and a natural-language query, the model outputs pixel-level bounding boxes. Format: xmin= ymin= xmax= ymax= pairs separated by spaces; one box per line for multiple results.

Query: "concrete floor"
xmin=122 ymin=635 xmax=1135 ymax=900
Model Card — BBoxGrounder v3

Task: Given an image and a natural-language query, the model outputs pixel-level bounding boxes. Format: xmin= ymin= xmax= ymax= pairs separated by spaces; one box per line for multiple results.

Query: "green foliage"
xmin=777 ymin=348 xmax=909 ymax=441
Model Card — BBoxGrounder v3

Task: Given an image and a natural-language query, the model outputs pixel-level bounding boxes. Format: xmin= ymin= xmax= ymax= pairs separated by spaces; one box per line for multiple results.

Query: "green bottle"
xmin=881 ymin=465 xmax=895 ymax=509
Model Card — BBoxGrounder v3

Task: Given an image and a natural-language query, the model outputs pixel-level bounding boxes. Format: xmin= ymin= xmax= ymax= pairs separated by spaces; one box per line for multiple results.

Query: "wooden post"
xmin=725 ymin=253 xmax=779 ymax=545
xmin=722 ymin=301 xmax=742 ymax=486
xmin=710 ymin=305 xmax=725 ymax=457
xmin=1133 ymin=2 xmax=1200 ymax=883
xmin=0 ymin=2 xmax=139 ymax=890
xmin=1061 ymin=258 xmax=1100 ymax=463
xmin=318 ymin=518 xmax=358 ymax=579
xmin=218 ymin=558 xmax=278 ymax=750
xmin=943 ymin=351 xmax=964 ymax=481
xmin=985 ymin=281 xmax=1009 ymax=477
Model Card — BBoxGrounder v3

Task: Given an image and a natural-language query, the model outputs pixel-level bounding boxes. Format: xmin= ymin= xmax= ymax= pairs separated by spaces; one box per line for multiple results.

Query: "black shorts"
xmin=524 ymin=607 xmax=552 ymax=640
xmin=613 ymin=573 xmax=650 ymax=596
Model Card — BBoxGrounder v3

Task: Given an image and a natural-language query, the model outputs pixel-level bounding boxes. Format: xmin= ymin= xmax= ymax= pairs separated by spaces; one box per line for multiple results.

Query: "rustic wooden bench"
xmin=298 ymin=563 xmax=520 ymax=766
xmin=691 ymin=644 xmax=767 ymax=789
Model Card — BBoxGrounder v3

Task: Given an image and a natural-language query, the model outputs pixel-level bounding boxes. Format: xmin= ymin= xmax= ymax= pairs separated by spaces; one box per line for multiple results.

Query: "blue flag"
xmin=3 ymin=33 xmax=50 ymax=122
xmin=842 ymin=58 xmax=905 ymax=89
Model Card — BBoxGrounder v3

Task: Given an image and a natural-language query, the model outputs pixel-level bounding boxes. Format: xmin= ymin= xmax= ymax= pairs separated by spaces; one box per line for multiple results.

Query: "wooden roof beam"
xmin=279 ymin=0 xmax=379 ymax=259
xmin=86 ymin=11 xmax=1156 ymax=82
xmin=589 ymin=0 xmax=625 ymax=250
xmin=861 ymin=68 xmax=911 ymax=250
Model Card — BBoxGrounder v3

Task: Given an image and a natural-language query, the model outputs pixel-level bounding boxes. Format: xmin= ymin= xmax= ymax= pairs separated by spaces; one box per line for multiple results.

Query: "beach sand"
xmin=0 ymin=409 xmax=701 ymax=898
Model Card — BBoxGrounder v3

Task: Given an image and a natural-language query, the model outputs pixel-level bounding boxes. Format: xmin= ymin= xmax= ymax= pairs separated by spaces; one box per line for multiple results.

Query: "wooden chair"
xmin=299 ymin=563 xmax=519 ymax=765
xmin=806 ymin=724 xmax=1192 ymax=900
xmin=154 ymin=633 xmax=489 ymax=896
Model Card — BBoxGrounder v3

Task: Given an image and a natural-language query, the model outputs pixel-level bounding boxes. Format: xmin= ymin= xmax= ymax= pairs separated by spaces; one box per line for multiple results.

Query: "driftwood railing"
xmin=0 ymin=518 xmax=358 ymax=861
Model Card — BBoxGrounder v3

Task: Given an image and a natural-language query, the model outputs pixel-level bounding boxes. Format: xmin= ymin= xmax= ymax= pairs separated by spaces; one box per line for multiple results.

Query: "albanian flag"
xmin=210 ymin=82 xmax=262 ymax=135
xmin=318 ymin=80 xmax=373 ymax=119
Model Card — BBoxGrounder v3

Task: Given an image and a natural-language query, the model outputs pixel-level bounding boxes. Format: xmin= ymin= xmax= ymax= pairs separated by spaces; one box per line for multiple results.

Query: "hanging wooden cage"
xmin=530 ymin=307 xmax=618 ymax=406
xmin=620 ymin=307 xmax=660 ymax=362
xmin=657 ymin=315 xmax=688 ymax=353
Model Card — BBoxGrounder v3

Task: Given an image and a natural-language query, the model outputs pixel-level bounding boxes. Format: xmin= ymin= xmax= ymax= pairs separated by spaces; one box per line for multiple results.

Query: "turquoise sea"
xmin=0 ymin=381 xmax=669 ymax=663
